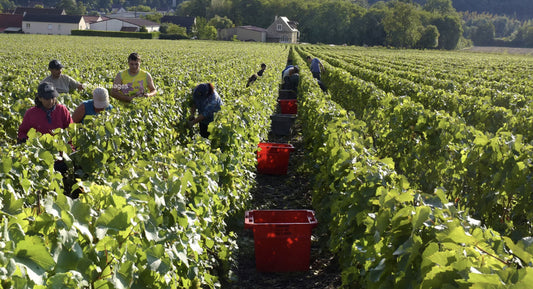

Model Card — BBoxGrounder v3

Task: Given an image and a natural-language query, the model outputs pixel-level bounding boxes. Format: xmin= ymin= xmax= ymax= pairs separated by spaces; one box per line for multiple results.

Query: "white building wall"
xmin=90 ymin=19 xmax=136 ymax=31
xmin=22 ymin=21 xmax=82 ymax=35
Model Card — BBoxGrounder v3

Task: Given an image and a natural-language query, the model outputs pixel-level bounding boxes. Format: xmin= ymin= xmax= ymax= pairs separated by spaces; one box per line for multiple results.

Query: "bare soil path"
xmin=227 ymin=119 xmax=342 ymax=289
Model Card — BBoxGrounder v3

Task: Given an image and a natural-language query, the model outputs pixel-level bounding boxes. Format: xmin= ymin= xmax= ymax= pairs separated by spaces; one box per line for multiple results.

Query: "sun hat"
xmin=37 ymin=82 xmax=59 ymax=99
xmin=92 ymin=87 xmax=110 ymax=109
xmin=48 ymin=59 xmax=64 ymax=70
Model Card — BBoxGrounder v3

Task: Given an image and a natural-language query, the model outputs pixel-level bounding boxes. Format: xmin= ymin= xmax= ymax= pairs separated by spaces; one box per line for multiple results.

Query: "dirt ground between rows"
xmin=226 ymin=119 xmax=342 ymax=289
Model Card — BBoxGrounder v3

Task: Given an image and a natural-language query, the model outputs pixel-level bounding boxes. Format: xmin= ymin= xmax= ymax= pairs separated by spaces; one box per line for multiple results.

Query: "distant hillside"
xmin=367 ymin=0 xmax=533 ymax=20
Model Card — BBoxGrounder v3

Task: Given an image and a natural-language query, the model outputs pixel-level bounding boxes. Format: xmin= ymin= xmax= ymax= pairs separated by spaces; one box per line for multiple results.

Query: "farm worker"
xmin=41 ymin=59 xmax=84 ymax=94
xmin=18 ymin=82 xmax=80 ymax=198
xmin=283 ymin=65 xmax=300 ymax=93
xmin=18 ymin=82 xmax=73 ymax=143
xmin=246 ymin=63 xmax=267 ymax=87
xmin=281 ymin=58 xmax=294 ymax=82
xmin=306 ymin=56 xmax=325 ymax=80
xmin=111 ymin=52 xmax=157 ymax=103
xmin=188 ymin=83 xmax=223 ymax=138
xmin=72 ymin=87 xmax=113 ymax=123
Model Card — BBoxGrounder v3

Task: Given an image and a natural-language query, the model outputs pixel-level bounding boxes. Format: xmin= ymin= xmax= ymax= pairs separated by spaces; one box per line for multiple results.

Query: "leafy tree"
xmin=513 ymin=24 xmax=533 ymax=47
xmin=57 ymin=0 xmax=87 ymax=15
xmin=431 ymin=14 xmax=462 ymax=50
xmin=208 ymin=0 xmax=232 ymax=19
xmin=208 ymin=15 xmax=234 ymax=30
xmin=310 ymin=1 xmax=357 ymax=44
xmin=416 ymin=24 xmax=439 ymax=48
xmin=231 ymin=0 xmax=264 ymax=26
xmin=383 ymin=1 xmax=422 ymax=48
xmin=160 ymin=22 xmax=188 ymax=37
xmin=0 ymin=0 xmax=15 ymax=10
xmin=167 ymin=24 xmax=187 ymax=36
xmin=361 ymin=4 xmax=388 ymax=46
xmin=143 ymin=12 xmax=163 ymax=23
xmin=471 ymin=18 xmax=495 ymax=45
xmin=178 ymin=0 xmax=210 ymax=17
xmin=127 ymin=5 xmax=153 ymax=12
xmin=423 ymin=0 xmax=454 ymax=14
xmin=345 ymin=3 xmax=367 ymax=45
xmin=193 ymin=17 xmax=217 ymax=39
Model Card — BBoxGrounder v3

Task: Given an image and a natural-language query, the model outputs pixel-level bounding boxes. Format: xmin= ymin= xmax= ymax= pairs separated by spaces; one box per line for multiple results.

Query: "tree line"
xmin=2 ymin=0 xmax=533 ymax=49
xmin=163 ymin=0 xmax=533 ymax=49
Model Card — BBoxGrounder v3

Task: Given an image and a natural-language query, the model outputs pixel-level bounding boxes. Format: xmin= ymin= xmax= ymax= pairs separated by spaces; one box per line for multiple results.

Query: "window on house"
xmin=58 ymin=24 xmax=61 ymax=30
xmin=48 ymin=24 xmax=52 ymax=30
xmin=26 ymin=23 xmax=30 ymax=29
xmin=277 ymin=24 xmax=282 ymax=31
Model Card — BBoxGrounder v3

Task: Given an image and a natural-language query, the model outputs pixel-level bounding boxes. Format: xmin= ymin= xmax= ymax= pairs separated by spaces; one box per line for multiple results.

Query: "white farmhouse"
xmin=22 ymin=14 xmax=87 ymax=35
xmin=90 ymin=17 xmax=160 ymax=32
xmin=266 ymin=16 xmax=299 ymax=43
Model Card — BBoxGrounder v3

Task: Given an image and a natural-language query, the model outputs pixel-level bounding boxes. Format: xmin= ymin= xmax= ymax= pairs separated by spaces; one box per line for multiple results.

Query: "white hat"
xmin=92 ymin=87 xmax=109 ymax=109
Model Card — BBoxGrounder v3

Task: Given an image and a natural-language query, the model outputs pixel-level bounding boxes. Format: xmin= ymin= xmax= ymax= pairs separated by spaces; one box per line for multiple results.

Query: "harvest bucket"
xmin=270 ymin=114 xmax=297 ymax=136
xmin=244 ymin=209 xmax=318 ymax=272
xmin=256 ymin=142 xmax=294 ymax=175
xmin=278 ymin=99 xmax=298 ymax=114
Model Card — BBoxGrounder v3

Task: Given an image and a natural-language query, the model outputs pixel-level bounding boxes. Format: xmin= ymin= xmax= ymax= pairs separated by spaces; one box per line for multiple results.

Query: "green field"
xmin=1 ymin=34 xmax=533 ymax=288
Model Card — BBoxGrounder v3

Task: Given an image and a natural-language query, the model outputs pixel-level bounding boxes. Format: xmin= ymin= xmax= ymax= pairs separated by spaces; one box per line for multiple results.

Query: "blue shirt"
xmin=310 ymin=58 xmax=322 ymax=73
xmin=82 ymin=99 xmax=113 ymax=123
xmin=194 ymin=91 xmax=222 ymax=124
xmin=282 ymin=65 xmax=294 ymax=79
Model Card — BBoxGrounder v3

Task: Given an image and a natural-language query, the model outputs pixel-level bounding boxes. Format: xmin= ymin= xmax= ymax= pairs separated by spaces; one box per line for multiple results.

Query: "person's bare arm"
xmin=110 ymin=73 xmax=134 ymax=102
xmin=144 ymin=73 xmax=156 ymax=97
xmin=72 ymin=103 xmax=85 ymax=123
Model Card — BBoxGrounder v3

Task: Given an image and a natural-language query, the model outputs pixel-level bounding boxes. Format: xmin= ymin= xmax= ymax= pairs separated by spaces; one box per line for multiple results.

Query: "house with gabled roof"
xmin=83 ymin=15 xmax=106 ymax=26
xmin=219 ymin=16 xmax=299 ymax=43
xmin=266 ymin=16 xmax=299 ymax=43
xmin=22 ymin=14 xmax=87 ymax=35
xmin=89 ymin=17 xmax=159 ymax=32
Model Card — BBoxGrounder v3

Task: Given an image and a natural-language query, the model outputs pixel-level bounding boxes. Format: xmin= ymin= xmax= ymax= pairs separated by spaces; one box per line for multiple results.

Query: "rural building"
xmin=0 ymin=13 xmax=23 ymax=33
xmin=22 ymin=14 xmax=87 ymax=35
xmin=266 ymin=16 xmax=299 ymax=43
xmin=83 ymin=15 xmax=106 ymax=27
xmin=89 ymin=17 xmax=159 ymax=32
xmin=219 ymin=25 xmax=267 ymax=42
xmin=160 ymin=15 xmax=195 ymax=33
xmin=219 ymin=16 xmax=299 ymax=43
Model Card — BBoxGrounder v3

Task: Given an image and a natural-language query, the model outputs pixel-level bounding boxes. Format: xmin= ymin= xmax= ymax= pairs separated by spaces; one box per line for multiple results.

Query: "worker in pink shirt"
xmin=17 ymin=82 xmax=78 ymax=197
xmin=18 ymin=82 xmax=73 ymax=143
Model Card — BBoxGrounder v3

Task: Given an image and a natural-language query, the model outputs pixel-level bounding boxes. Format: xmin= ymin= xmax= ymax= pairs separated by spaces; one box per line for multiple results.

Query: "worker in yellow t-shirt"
xmin=111 ymin=52 xmax=157 ymax=103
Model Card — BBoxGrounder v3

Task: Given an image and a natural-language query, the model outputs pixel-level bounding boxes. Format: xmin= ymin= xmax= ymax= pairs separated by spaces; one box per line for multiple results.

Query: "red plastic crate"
xmin=244 ymin=210 xmax=318 ymax=272
xmin=256 ymin=142 xmax=294 ymax=175
xmin=278 ymin=99 xmax=298 ymax=114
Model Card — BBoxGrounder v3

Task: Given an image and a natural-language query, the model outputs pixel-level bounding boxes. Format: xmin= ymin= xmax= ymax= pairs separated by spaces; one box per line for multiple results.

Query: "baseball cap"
xmin=38 ymin=82 xmax=59 ymax=99
xmin=92 ymin=87 xmax=109 ymax=109
xmin=48 ymin=59 xmax=64 ymax=70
